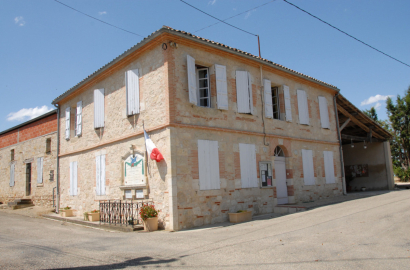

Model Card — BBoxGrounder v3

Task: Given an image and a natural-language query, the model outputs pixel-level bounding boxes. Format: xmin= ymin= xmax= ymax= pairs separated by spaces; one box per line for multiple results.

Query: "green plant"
xmin=83 ymin=212 xmax=89 ymax=221
xmin=237 ymin=210 xmax=247 ymax=213
xmin=139 ymin=204 xmax=159 ymax=221
xmin=60 ymin=206 xmax=71 ymax=211
xmin=90 ymin=209 xmax=99 ymax=213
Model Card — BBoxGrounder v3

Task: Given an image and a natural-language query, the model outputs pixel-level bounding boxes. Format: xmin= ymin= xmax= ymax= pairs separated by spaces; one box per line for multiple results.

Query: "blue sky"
xmin=1 ymin=0 xmax=409 ymax=132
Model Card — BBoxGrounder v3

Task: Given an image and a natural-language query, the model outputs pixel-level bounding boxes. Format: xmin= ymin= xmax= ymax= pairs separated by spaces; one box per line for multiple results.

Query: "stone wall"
xmin=0 ymin=132 xmax=57 ymax=207
xmin=172 ymin=126 xmax=342 ymax=230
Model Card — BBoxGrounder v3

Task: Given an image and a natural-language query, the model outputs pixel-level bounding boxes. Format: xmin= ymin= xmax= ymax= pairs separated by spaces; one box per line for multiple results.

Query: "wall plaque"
xmin=124 ymin=154 xmax=144 ymax=186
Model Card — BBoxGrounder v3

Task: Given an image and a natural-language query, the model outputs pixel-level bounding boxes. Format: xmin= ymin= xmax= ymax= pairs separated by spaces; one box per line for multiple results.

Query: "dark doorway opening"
xmin=26 ymin=163 xmax=31 ymax=196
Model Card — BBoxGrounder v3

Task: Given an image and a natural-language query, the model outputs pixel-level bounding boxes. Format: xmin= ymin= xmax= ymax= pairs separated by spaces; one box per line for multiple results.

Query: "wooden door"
xmin=275 ymin=157 xmax=288 ymax=204
xmin=26 ymin=163 xmax=31 ymax=196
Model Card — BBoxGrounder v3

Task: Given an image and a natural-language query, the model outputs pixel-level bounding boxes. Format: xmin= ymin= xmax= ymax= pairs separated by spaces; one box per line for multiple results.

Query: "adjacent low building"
xmin=0 ymin=110 xmax=57 ymax=207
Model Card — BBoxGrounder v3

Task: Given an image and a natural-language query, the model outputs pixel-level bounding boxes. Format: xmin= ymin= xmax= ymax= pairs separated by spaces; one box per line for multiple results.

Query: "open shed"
xmin=336 ymin=94 xmax=394 ymax=192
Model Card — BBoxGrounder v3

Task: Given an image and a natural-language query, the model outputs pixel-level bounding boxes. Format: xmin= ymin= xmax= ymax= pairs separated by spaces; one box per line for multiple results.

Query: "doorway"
xmin=274 ymin=146 xmax=288 ymax=204
xmin=26 ymin=163 xmax=31 ymax=196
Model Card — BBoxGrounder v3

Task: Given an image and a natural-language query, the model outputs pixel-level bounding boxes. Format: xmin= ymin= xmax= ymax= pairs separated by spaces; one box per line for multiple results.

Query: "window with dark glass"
xmin=272 ymin=87 xmax=280 ymax=120
xmin=196 ymin=67 xmax=210 ymax=107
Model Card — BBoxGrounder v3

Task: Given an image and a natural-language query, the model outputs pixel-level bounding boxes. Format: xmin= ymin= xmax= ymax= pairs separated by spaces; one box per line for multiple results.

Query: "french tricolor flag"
xmin=144 ymin=129 xmax=164 ymax=162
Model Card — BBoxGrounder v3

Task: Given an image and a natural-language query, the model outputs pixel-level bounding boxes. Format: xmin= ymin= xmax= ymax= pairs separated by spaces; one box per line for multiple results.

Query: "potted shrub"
xmin=139 ymin=204 xmax=160 ymax=231
xmin=88 ymin=210 xmax=100 ymax=222
xmin=60 ymin=206 xmax=73 ymax=217
xmin=228 ymin=210 xmax=252 ymax=223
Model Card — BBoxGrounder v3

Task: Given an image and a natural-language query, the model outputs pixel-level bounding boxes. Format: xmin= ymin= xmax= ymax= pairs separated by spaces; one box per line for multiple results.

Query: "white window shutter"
xmin=318 ymin=96 xmax=330 ymax=129
xmin=65 ymin=107 xmax=70 ymax=140
xmin=126 ymin=69 xmax=140 ymax=115
xmin=297 ymin=90 xmax=309 ymax=125
xmin=94 ymin=88 xmax=105 ymax=128
xmin=198 ymin=140 xmax=220 ymax=190
xmin=264 ymin=79 xmax=273 ymax=119
xmin=37 ymin=157 xmax=43 ymax=184
xmin=69 ymin=162 xmax=73 ymax=196
xmin=248 ymin=72 xmax=254 ymax=115
xmin=73 ymin=161 xmax=78 ymax=196
xmin=95 ymin=156 xmax=100 ymax=195
xmin=76 ymin=101 xmax=82 ymax=136
xmin=239 ymin=143 xmax=258 ymax=188
xmin=302 ymin=149 xmax=315 ymax=185
xmin=187 ymin=55 xmax=197 ymax=105
xmin=215 ymin=64 xmax=228 ymax=110
xmin=10 ymin=164 xmax=15 ymax=187
xmin=236 ymin=71 xmax=250 ymax=113
xmin=283 ymin=85 xmax=292 ymax=122
xmin=100 ymin=154 xmax=106 ymax=195
xmin=324 ymin=151 xmax=336 ymax=183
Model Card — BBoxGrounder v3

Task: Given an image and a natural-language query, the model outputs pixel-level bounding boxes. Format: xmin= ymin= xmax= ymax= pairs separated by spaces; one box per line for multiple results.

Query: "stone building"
xmin=0 ymin=110 xmax=57 ymax=207
xmin=51 ymin=26 xmax=393 ymax=231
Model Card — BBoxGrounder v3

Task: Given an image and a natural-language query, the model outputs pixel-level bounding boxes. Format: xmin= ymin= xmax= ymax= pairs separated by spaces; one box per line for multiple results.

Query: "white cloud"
xmin=7 ymin=106 xmax=53 ymax=122
xmin=360 ymin=94 xmax=393 ymax=106
xmin=374 ymin=102 xmax=382 ymax=110
xmin=14 ymin=16 xmax=25 ymax=26
xmin=208 ymin=0 xmax=217 ymax=5
xmin=99 ymin=11 xmax=107 ymax=15
xmin=245 ymin=10 xmax=255 ymax=19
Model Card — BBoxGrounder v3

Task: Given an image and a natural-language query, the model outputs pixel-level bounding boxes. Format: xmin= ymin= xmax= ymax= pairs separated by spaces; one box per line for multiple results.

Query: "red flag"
xmin=144 ymin=129 xmax=164 ymax=162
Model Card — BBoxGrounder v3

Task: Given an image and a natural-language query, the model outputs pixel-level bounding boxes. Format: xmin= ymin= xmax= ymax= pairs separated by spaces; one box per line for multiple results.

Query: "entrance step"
xmin=273 ymin=205 xmax=306 ymax=215
xmin=7 ymin=198 xmax=35 ymax=210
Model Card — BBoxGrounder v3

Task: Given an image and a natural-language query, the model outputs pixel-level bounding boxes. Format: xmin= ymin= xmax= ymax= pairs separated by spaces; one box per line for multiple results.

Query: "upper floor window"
xmin=10 ymin=149 xmax=14 ymax=161
xmin=236 ymin=71 xmax=253 ymax=114
xmin=197 ymin=67 xmax=210 ymax=107
xmin=46 ymin=138 xmax=51 ymax=153
xmin=272 ymin=87 xmax=280 ymax=120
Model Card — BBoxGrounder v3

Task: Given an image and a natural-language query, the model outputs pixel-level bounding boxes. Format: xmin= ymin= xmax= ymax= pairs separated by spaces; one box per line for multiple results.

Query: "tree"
xmin=363 ymin=107 xmax=378 ymax=121
xmin=386 ymin=86 xmax=410 ymax=181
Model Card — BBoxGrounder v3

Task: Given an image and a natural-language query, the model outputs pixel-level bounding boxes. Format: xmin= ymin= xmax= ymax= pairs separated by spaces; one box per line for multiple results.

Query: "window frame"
xmin=196 ymin=67 xmax=211 ymax=108
xmin=10 ymin=149 xmax=14 ymax=161
xmin=272 ymin=86 xmax=280 ymax=120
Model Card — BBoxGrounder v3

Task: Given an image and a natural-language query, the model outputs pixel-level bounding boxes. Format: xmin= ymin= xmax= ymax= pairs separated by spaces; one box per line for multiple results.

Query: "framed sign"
xmin=124 ymin=154 xmax=144 ymax=186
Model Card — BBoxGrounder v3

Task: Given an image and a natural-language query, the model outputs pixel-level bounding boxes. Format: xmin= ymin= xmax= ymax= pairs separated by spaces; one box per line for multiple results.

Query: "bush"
xmin=394 ymin=166 xmax=410 ymax=182
xmin=139 ymin=204 xmax=159 ymax=221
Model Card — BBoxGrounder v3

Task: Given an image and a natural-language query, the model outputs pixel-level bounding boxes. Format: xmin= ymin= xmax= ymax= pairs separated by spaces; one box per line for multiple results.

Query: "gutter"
xmin=53 ymin=104 xmax=60 ymax=213
xmin=334 ymin=93 xmax=347 ymax=195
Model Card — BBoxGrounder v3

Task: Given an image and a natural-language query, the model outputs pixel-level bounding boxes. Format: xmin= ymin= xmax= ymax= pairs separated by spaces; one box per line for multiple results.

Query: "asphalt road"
xmin=1 ymin=190 xmax=409 ymax=270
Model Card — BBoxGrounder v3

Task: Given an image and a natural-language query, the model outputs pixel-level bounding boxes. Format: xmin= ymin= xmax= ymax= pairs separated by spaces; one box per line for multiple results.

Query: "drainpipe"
xmin=333 ymin=93 xmax=347 ymax=195
xmin=53 ymin=104 xmax=60 ymax=213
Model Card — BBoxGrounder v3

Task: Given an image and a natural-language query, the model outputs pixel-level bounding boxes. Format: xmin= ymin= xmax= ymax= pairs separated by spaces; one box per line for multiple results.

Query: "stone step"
xmin=273 ymin=205 xmax=307 ymax=215
xmin=10 ymin=204 xmax=35 ymax=210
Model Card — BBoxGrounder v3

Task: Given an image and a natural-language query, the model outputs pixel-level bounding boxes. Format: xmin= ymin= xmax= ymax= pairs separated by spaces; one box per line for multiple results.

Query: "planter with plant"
xmin=228 ymin=210 xmax=252 ymax=223
xmin=139 ymin=204 xmax=160 ymax=231
xmin=88 ymin=210 xmax=100 ymax=222
xmin=60 ymin=206 xmax=73 ymax=217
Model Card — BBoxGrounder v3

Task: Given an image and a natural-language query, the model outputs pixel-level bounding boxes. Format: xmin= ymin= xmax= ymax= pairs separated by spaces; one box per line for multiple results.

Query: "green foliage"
xmin=237 ymin=210 xmax=247 ymax=213
xmin=386 ymin=86 xmax=410 ymax=181
xmin=83 ymin=212 xmax=89 ymax=221
xmin=363 ymin=107 xmax=378 ymax=121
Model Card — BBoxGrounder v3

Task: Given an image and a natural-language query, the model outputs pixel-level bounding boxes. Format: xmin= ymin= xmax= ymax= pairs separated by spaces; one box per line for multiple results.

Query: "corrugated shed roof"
xmin=52 ymin=26 xmax=339 ymax=104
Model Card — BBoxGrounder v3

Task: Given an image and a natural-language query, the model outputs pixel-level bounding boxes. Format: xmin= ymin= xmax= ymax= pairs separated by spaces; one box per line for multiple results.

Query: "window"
xmin=197 ymin=68 xmax=210 ymax=107
xmin=297 ymin=90 xmax=309 ymax=125
xmin=94 ymin=89 xmax=105 ymax=128
xmin=95 ymin=154 xmax=106 ymax=195
xmin=46 ymin=138 xmax=51 ymax=153
xmin=302 ymin=149 xmax=315 ymax=185
xmin=239 ymin=143 xmax=258 ymax=188
xmin=272 ymin=87 xmax=280 ymax=120
xmin=323 ymin=151 xmax=335 ymax=183
xmin=260 ymin=162 xmax=273 ymax=187
xmin=318 ymin=96 xmax=330 ymax=129
xmin=10 ymin=149 xmax=14 ymax=161
xmin=37 ymin=157 xmax=44 ymax=184
xmin=274 ymin=146 xmax=285 ymax=157
xmin=198 ymin=140 xmax=220 ymax=190
xmin=70 ymin=161 xmax=78 ymax=196
xmin=236 ymin=71 xmax=253 ymax=114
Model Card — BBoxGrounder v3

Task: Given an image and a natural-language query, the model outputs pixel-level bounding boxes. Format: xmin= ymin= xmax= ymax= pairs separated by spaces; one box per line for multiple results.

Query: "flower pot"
xmin=143 ymin=217 xmax=158 ymax=231
xmin=61 ymin=209 xmax=73 ymax=217
xmin=228 ymin=211 xmax=252 ymax=223
xmin=88 ymin=212 xmax=100 ymax=222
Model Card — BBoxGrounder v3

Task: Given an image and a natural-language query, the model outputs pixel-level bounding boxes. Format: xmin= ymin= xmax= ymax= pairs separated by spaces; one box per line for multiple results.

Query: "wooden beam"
xmin=337 ymin=105 xmax=384 ymax=139
xmin=341 ymin=134 xmax=384 ymax=142
xmin=339 ymin=118 xmax=351 ymax=131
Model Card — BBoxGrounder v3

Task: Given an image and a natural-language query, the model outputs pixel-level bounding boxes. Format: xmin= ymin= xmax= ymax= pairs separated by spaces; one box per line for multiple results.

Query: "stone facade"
xmin=0 ymin=112 xmax=57 ymax=207
xmin=54 ymin=28 xmax=343 ymax=231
